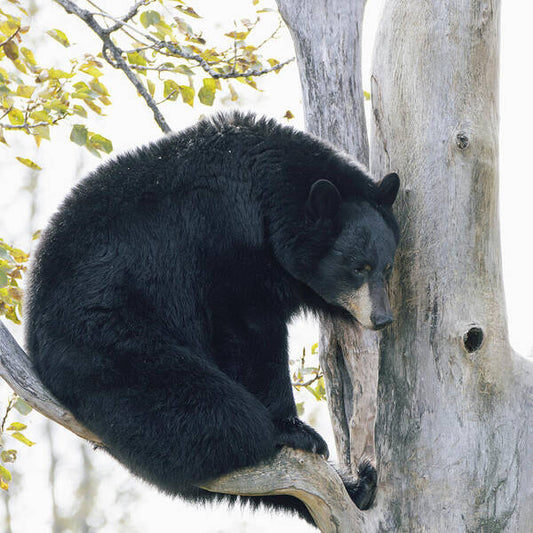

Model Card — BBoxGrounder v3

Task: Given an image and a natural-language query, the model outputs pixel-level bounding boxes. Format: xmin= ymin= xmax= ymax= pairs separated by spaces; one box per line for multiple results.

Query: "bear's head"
xmin=305 ymin=173 xmax=400 ymax=330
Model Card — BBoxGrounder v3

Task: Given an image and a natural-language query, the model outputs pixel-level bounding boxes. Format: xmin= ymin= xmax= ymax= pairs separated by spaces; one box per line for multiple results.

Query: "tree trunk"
xmin=279 ymin=0 xmax=533 ymax=530
xmin=369 ymin=0 xmax=533 ymax=529
xmin=276 ymin=0 xmax=381 ymax=472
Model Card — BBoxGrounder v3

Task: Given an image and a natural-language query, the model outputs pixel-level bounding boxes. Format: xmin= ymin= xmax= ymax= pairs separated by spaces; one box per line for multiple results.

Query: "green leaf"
xmin=203 ymin=78 xmax=216 ymax=91
xmin=33 ymin=125 xmax=50 ymax=140
xmin=163 ymin=79 xmax=179 ymax=100
xmin=88 ymin=133 xmax=113 ymax=154
xmin=306 ymin=385 xmax=323 ymax=401
xmin=15 ymin=157 xmax=41 ymax=170
xmin=225 ymin=31 xmax=250 ymax=41
xmin=198 ymin=84 xmax=215 ymax=106
xmin=31 ymin=230 xmax=42 ymax=241
xmin=311 ymin=342 xmax=318 ymax=355
xmin=29 ymin=109 xmax=50 ymax=122
xmin=83 ymin=98 xmax=102 ymax=115
xmin=14 ymin=398 xmax=32 ymax=415
xmin=47 ymin=68 xmax=74 ymax=79
xmin=79 ymin=64 xmax=102 ymax=78
xmin=179 ymin=85 xmax=194 ymax=106
xmin=46 ymin=28 xmax=70 ymax=47
xmin=72 ymin=104 xmax=87 ymax=118
xmin=6 ymin=422 xmax=27 ymax=431
xmin=174 ymin=64 xmax=194 ymax=77
xmin=126 ymin=51 xmax=147 ymax=67
xmin=140 ymin=10 xmax=161 ymax=28
xmin=70 ymin=124 xmax=88 ymax=146
xmin=89 ymin=79 xmax=109 ymax=96
xmin=363 ymin=90 xmax=370 ymax=101
xmin=0 ymin=267 xmax=8 ymax=288
xmin=10 ymin=431 xmax=35 ymax=447
xmin=7 ymin=245 xmax=28 ymax=263
xmin=20 ymin=47 xmax=36 ymax=66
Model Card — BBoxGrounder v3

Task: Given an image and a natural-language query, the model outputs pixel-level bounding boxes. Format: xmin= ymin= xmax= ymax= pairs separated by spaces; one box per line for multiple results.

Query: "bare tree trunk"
xmin=369 ymin=0 xmax=533 ymax=529
xmin=276 ymin=0 xmax=380 ymax=472
xmin=278 ymin=0 xmax=533 ymax=530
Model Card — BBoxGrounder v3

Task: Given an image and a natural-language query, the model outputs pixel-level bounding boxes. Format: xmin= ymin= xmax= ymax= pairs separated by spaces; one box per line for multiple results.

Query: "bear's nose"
xmin=371 ymin=313 xmax=393 ymax=330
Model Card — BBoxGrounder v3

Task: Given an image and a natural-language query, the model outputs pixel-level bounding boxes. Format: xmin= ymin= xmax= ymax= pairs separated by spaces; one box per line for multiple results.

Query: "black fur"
xmin=26 ymin=112 xmax=397 ymax=524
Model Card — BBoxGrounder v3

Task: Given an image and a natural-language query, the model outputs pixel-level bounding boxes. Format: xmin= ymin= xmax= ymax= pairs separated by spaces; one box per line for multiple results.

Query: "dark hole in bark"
xmin=463 ymin=326 xmax=484 ymax=352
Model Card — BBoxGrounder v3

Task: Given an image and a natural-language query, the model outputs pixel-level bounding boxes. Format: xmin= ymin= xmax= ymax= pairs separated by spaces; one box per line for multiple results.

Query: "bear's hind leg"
xmin=65 ymin=347 xmax=278 ymax=494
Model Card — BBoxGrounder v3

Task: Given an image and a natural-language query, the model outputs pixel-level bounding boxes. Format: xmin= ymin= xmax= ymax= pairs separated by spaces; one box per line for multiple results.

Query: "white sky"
xmin=1 ymin=1 xmax=533 ymax=532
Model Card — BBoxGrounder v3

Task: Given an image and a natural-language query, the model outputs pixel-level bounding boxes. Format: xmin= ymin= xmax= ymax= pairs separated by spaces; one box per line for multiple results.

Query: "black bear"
xmin=26 ymin=112 xmax=399 ymax=523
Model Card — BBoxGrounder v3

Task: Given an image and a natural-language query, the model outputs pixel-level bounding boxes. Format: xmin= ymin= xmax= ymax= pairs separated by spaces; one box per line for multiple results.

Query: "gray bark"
xmin=279 ymin=0 xmax=533 ymax=530
xmin=277 ymin=0 xmax=380 ymax=472
xmin=369 ymin=0 xmax=533 ymax=530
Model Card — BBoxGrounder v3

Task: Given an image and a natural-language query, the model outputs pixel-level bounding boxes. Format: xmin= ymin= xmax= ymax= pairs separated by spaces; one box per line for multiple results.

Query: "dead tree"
xmin=278 ymin=0 xmax=533 ymax=530
xmin=2 ymin=0 xmax=532 ymax=531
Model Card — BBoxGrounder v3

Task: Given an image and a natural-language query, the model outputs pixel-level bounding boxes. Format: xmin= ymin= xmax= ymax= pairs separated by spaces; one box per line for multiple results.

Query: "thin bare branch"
xmin=106 ymin=0 xmax=150 ymax=34
xmin=52 ymin=0 xmax=171 ymax=133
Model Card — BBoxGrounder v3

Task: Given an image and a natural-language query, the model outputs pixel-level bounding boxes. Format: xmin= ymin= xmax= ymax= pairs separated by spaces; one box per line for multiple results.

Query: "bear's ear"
xmin=376 ymin=172 xmax=400 ymax=207
xmin=306 ymin=179 xmax=341 ymax=221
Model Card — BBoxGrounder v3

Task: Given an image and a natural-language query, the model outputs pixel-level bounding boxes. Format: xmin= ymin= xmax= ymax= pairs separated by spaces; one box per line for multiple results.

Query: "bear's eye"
xmin=355 ymin=264 xmax=372 ymax=274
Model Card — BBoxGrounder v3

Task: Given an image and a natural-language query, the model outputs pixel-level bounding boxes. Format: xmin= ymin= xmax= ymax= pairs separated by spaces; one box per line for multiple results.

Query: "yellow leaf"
xmin=15 ymin=157 xmax=41 ymax=171
xmin=9 ymin=247 xmax=29 ymax=263
xmin=8 ymin=108 xmax=24 ymax=126
xmin=20 ymin=47 xmax=36 ymax=66
xmin=10 ymin=431 xmax=35 ymax=446
xmin=6 ymin=421 xmax=26 ymax=431
xmin=46 ymin=28 xmax=70 ymax=47
xmin=16 ymin=84 xmax=35 ymax=98
xmin=0 ymin=465 xmax=11 ymax=482
xmin=228 ymin=83 xmax=238 ymax=102
xmin=178 ymin=85 xmax=194 ymax=106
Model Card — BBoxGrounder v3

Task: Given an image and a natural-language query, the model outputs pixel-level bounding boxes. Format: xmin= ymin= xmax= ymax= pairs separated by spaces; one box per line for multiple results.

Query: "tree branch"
xmin=0 ymin=320 xmax=100 ymax=442
xmin=202 ymin=446 xmax=365 ymax=532
xmin=52 ymin=0 xmax=171 ymax=133
xmin=105 ymin=0 xmax=149 ymax=34
xmin=0 ymin=318 xmax=364 ymax=532
xmin=155 ymin=40 xmax=294 ymax=79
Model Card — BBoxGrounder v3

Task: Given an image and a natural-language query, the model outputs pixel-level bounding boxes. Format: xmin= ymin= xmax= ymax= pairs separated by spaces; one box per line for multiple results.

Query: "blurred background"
xmin=1 ymin=0 xmax=531 ymax=531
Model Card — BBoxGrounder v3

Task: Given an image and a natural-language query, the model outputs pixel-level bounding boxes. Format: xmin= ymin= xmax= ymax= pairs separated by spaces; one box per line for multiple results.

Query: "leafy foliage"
xmin=291 ymin=343 xmax=326 ymax=402
xmin=0 ymin=395 xmax=34 ymax=490
xmin=0 ymin=238 xmax=30 ymax=325
xmin=0 ymin=3 xmax=113 ymax=158
xmin=1 ymin=0 xmax=291 ymax=155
